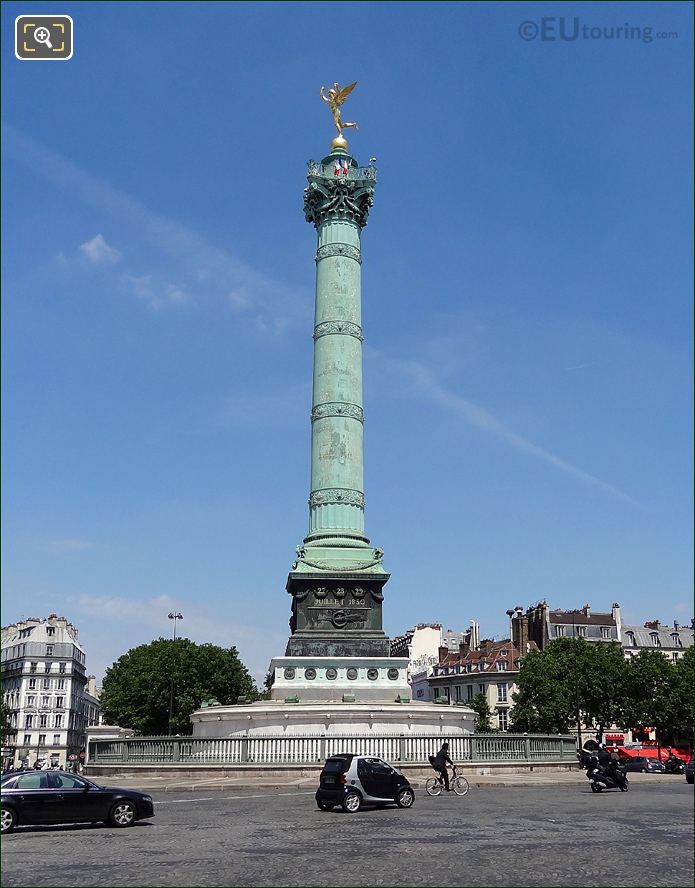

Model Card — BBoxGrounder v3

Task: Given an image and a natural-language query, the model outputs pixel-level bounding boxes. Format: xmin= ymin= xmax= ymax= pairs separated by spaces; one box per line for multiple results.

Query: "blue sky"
xmin=2 ymin=1 xmax=692 ymax=685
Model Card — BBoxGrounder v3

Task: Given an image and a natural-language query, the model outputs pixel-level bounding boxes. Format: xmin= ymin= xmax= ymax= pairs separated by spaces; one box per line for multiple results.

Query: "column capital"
xmin=304 ymin=153 xmax=376 ymax=230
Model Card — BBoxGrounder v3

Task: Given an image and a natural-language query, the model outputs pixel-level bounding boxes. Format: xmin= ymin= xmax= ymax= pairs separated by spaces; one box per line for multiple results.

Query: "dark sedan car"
xmin=1 ymin=770 xmax=154 ymax=834
xmin=621 ymin=756 xmax=665 ymax=774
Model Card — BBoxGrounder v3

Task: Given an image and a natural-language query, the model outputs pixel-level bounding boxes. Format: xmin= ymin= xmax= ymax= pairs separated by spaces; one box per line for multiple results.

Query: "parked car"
xmin=315 ymin=754 xmax=415 ymax=813
xmin=685 ymin=757 xmax=694 ymax=785
xmin=0 ymin=770 xmax=154 ymax=834
xmin=621 ymin=756 xmax=665 ymax=774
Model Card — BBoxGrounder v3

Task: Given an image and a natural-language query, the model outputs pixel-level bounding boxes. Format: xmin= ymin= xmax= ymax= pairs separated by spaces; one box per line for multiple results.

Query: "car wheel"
xmin=1 ymin=807 xmax=16 ymax=834
xmin=642 ymin=768 xmax=648 ymax=773
xmin=109 ymin=800 xmax=137 ymax=827
xmin=590 ymin=783 xmax=602 ymax=793
xmin=316 ymin=800 xmax=334 ymax=811
xmin=396 ymin=787 xmax=415 ymax=808
xmin=341 ymin=791 xmax=362 ymax=813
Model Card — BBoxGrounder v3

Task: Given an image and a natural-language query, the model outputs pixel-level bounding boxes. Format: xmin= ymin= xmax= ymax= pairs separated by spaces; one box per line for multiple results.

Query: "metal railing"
xmin=89 ymin=733 xmax=576 ymax=765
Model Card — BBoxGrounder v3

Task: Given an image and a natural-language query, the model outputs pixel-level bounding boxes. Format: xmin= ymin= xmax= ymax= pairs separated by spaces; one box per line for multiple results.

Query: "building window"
xmin=54 ymin=714 xmax=63 ymax=728
xmin=26 ymin=695 xmax=35 ymax=707
xmin=39 ymin=714 xmax=48 ymax=727
xmin=43 ymin=679 xmax=51 ymax=689
xmin=46 ymin=645 xmax=54 ymax=656
xmin=30 ymin=662 xmax=37 ymax=673
xmin=466 ymin=685 xmax=474 ymax=702
xmin=53 ymin=734 xmax=61 ymax=745
xmin=57 ymin=679 xmax=66 ymax=689
xmin=59 ymin=663 xmax=66 ymax=674
xmin=46 ymin=627 xmax=55 ymax=637
xmin=650 ymin=633 xmax=661 ymax=647
xmin=45 ymin=662 xmax=54 ymax=673
xmin=496 ymin=661 xmax=507 ymax=671
xmin=601 ymin=628 xmax=611 ymax=638
xmin=626 ymin=632 xmax=636 ymax=647
xmin=23 ymin=734 xmax=31 ymax=745
xmin=24 ymin=715 xmax=33 ymax=728
xmin=28 ymin=678 xmax=36 ymax=689
xmin=41 ymin=696 xmax=49 ymax=707
xmin=555 ymin=626 xmax=565 ymax=637
xmin=497 ymin=682 xmax=508 ymax=703
xmin=38 ymin=734 xmax=46 ymax=746
xmin=478 ymin=684 xmax=485 ymax=695
xmin=497 ymin=708 xmax=509 ymax=731
xmin=671 ymin=634 xmax=682 ymax=647
xmin=576 ymin=626 xmax=587 ymax=637
xmin=455 ymin=685 xmax=462 ymax=702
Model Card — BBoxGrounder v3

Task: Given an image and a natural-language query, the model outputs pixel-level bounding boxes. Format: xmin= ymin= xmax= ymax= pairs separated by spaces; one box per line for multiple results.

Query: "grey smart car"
xmin=315 ymin=753 xmax=415 ymax=813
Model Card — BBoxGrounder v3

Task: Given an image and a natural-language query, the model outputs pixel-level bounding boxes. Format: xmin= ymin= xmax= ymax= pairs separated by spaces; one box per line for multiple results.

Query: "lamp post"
xmin=572 ymin=614 xmax=582 ymax=752
xmin=167 ymin=612 xmax=183 ymax=737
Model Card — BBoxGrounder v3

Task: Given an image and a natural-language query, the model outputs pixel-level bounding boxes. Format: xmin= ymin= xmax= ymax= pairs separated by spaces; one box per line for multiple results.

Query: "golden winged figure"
xmin=320 ymin=81 xmax=359 ymax=137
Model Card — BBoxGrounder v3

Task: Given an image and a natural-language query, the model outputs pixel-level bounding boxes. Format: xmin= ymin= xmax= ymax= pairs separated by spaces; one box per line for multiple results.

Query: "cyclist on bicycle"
xmin=429 ymin=741 xmax=454 ymax=791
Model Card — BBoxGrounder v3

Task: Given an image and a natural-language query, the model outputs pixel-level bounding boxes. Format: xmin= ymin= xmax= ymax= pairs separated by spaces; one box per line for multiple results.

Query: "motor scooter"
xmin=663 ymin=755 xmax=685 ymax=775
xmin=586 ymin=755 xmax=629 ymax=792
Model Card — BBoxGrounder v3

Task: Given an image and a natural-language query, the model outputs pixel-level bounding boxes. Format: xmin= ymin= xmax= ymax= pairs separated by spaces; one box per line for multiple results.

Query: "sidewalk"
xmin=88 ymin=769 xmax=616 ymax=793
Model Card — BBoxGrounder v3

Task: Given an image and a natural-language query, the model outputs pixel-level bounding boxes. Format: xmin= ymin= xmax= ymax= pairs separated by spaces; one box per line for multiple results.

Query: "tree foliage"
xmin=622 ymin=647 xmax=694 ymax=748
xmin=100 ymin=638 xmax=258 ymax=735
xmin=469 ymin=692 xmax=495 ymax=733
xmin=0 ymin=700 xmax=16 ymax=744
xmin=510 ymin=637 xmax=694 ymax=746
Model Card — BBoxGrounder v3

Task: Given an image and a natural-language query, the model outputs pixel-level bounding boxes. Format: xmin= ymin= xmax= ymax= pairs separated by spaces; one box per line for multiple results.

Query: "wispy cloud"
xmin=67 ymin=592 xmax=284 ymax=683
xmin=122 ymin=274 xmax=188 ymax=309
xmin=79 ymin=234 xmax=121 ymax=265
xmin=49 ymin=539 xmax=94 ymax=552
xmin=3 ymin=124 xmax=307 ymax=327
xmin=393 ymin=357 xmax=640 ymax=506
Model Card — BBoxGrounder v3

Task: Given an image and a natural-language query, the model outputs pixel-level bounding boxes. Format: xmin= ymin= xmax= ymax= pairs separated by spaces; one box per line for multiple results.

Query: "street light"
xmin=168 ymin=611 xmax=183 ymax=641
xmin=167 ymin=612 xmax=183 ymax=737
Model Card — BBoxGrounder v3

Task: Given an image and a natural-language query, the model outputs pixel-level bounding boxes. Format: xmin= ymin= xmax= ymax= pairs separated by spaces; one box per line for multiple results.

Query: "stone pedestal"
xmin=285 ymin=573 xmax=390 ymax=657
xmin=269 ymin=656 xmax=410 ymax=703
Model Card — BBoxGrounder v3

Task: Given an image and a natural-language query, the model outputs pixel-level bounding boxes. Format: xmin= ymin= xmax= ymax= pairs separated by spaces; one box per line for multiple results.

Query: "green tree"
xmin=0 ymin=700 xmax=16 ymax=744
xmin=672 ymin=647 xmax=695 ymax=746
xmin=510 ymin=638 xmax=627 ymax=739
xmin=100 ymin=638 xmax=258 ymax=735
xmin=622 ymin=648 xmax=692 ymax=753
xmin=469 ymin=692 xmax=495 ymax=733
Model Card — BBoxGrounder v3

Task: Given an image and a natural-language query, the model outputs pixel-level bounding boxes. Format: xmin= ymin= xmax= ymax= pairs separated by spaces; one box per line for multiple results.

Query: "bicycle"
xmin=425 ymin=764 xmax=469 ymax=796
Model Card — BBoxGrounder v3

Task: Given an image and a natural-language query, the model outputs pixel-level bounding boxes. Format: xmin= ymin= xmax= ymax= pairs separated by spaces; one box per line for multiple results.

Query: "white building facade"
xmin=1 ymin=614 xmax=101 ymax=769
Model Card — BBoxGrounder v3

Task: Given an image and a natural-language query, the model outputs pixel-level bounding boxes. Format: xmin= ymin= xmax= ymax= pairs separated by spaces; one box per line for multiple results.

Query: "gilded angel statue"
xmin=320 ymin=81 xmax=359 ymax=137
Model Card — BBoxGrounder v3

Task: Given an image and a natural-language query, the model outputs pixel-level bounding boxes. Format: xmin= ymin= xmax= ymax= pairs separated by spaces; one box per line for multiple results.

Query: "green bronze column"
xmin=284 ymin=103 xmax=390 ymax=658
xmin=304 ymin=151 xmax=372 ymax=545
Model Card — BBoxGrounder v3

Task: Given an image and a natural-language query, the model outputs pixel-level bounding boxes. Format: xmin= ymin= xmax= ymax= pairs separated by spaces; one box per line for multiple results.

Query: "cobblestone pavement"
xmin=1 ymin=781 xmax=692 ymax=887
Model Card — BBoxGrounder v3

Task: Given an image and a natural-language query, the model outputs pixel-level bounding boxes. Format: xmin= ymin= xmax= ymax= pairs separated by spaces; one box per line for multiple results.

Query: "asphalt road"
xmin=1 ymin=782 xmax=692 ymax=887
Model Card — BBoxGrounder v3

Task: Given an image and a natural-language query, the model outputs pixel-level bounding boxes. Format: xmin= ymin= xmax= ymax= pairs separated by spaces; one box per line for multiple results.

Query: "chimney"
xmin=438 ymin=646 xmax=449 ymax=663
xmin=673 ymin=620 xmax=679 ymax=631
xmin=611 ymin=603 xmax=622 ymax=641
xmin=583 ymin=603 xmax=591 ymax=617
xmin=644 ymin=620 xmax=660 ymax=630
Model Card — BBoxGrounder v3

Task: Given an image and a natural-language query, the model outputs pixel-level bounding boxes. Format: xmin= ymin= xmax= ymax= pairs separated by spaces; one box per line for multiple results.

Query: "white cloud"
xmin=4 ymin=125 xmax=308 ymax=330
xmin=122 ymin=274 xmax=188 ymax=309
xmin=49 ymin=539 xmax=94 ymax=552
xmin=67 ymin=592 xmax=284 ymax=684
xmin=79 ymin=234 xmax=122 ymax=265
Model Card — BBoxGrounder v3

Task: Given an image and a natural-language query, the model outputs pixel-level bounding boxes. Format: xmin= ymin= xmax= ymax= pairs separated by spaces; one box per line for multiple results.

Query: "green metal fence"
xmin=89 ymin=733 xmax=577 ymax=765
